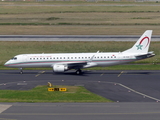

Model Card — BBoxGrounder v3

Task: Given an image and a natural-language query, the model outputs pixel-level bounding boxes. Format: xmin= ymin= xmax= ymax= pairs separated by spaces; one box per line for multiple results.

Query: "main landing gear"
xmin=19 ymin=68 xmax=23 ymax=74
xmin=76 ymin=69 xmax=82 ymax=75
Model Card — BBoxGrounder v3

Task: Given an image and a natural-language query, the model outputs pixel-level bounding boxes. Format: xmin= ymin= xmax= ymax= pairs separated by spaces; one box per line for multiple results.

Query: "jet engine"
xmin=53 ymin=64 xmax=68 ymax=73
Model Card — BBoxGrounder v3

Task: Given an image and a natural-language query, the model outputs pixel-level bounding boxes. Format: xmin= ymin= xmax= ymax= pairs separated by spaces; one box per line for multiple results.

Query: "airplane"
xmin=4 ymin=30 xmax=155 ymax=75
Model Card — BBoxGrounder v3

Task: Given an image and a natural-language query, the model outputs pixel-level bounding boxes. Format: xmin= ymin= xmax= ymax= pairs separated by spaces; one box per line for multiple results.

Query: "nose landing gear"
xmin=19 ymin=68 xmax=23 ymax=74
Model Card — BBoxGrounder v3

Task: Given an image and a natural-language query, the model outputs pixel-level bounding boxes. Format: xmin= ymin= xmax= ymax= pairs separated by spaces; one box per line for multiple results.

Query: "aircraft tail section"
xmin=123 ymin=30 xmax=152 ymax=54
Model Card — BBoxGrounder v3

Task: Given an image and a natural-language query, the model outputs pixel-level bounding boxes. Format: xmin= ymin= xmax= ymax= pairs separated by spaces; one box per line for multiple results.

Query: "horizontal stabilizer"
xmin=135 ymin=51 xmax=155 ymax=60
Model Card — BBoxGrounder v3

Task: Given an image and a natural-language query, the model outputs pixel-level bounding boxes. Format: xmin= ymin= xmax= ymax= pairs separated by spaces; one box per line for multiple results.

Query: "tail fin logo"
xmin=136 ymin=36 xmax=150 ymax=50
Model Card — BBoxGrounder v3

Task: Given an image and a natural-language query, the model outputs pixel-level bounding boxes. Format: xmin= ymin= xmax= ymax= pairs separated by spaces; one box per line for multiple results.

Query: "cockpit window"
xmin=11 ymin=57 xmax=17 ymax=60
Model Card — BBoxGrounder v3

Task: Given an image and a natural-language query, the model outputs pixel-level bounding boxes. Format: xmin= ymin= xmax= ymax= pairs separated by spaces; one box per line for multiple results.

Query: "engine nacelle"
xmin=53 ymin=64 xmax=68 ymax=73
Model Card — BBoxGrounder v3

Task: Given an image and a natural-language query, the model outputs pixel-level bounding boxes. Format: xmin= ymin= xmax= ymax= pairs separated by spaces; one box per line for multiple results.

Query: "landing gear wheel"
xmin=76 ymin=69 xmax=82 ymax=75
xmin=19 ymin=68 xmax=23 ymax=74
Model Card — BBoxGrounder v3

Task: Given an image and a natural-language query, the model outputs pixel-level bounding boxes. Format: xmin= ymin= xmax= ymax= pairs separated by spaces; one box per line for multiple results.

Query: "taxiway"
xmin=1 ymin=70 xmax=160 ymax=102
xmin=1 ymin=70 xmax=160 ymax=120
xmin=0 ymin=35 xmax=160 ymax=41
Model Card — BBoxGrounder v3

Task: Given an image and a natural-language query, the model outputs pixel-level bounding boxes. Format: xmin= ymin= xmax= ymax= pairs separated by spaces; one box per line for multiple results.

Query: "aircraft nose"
xmin=4 ymin=61 xmax=10 ymax=66
xmin=4 ymin=62 xmax=8 ymax=66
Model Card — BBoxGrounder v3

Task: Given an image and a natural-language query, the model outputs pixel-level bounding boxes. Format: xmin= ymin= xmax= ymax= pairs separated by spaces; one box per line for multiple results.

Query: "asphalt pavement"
xmin=1 ymin=70 xmax=160 ymax=102
xmin=1 ymin=70 xmax=160 ymax=120
xmin=1 ymin=102 xmax=160 ymax=120
xmin=0 ymin=35 xmax=160 ymax=41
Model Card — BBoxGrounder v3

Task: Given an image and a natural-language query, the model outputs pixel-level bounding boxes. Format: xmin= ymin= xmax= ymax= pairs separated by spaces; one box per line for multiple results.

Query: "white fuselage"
xmin=4 ymin=52 xmax=137 ymax=68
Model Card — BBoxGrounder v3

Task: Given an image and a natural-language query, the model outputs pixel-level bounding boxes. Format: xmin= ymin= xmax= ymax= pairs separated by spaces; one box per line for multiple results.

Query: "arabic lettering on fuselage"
xmin=30 ymin=56 xmax=52 ymax=58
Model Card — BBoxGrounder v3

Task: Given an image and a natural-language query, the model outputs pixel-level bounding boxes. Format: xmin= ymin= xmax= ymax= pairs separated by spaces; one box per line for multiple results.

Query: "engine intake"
xmin=53 ymin=64 xmax=68 ymax=73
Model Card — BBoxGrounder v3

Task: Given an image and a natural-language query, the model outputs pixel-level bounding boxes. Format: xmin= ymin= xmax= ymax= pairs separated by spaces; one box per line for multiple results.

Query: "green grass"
xmin=1 ymin=64 xmax=160 ymax=70
xmin=0 ymin=4 xmax=159 ymax=13
xmin=1 ymin=2 xmax=160 ymax=35
xmin=88 ymin=64 xmax=160 ymax=71
xmin=0 ymin=85 xmax=112 ymax=102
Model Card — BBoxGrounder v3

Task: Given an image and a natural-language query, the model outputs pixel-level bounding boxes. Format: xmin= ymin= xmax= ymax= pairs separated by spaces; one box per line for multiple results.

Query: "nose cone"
xmin=4 ymin=61 xmax=10 ymax=67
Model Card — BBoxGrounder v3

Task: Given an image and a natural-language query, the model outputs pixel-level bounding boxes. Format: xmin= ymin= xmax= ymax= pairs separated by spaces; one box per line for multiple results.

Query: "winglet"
xmin=122 ymin=30 xmax=152 ymax=54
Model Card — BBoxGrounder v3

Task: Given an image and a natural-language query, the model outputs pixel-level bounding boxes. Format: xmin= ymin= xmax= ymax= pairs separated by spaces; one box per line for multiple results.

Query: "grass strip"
xmin=1 ymin=64 xmax=159 ymax=70
xmin=1 ymin=3 xmax=160 ymax=35
xmin=87 ymin=64 xmax=160 ymax=71
xmin=0 ymin=23 xmax=50 ymax=25
xmin=0 ymin=85 xmax=112 ymax=103
xmin=0 ymin=5 xmax=160 ymax=14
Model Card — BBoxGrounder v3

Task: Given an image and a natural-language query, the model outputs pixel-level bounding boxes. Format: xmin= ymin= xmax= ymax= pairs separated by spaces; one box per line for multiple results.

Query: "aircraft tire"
xmin=76 ymin=69 xmax=82 ymax=75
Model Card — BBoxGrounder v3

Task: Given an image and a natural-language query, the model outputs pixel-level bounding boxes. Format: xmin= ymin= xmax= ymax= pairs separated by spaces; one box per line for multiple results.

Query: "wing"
xmin=53 ymin=54 xmax=97 ymax=70
xmin=52 ymin=55 xmax=97 ymax=69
